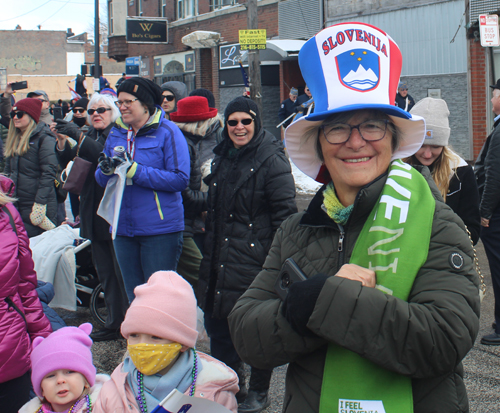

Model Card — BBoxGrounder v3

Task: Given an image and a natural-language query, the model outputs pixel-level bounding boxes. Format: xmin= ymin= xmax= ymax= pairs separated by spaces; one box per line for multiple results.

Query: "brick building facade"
xmin=107 ymin=0 xmax=315 ymax=137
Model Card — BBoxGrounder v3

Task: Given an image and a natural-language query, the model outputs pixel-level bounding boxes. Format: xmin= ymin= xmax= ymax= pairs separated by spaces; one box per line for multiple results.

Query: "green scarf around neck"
xmin=319 ymin=160 xmax=435 ymax=413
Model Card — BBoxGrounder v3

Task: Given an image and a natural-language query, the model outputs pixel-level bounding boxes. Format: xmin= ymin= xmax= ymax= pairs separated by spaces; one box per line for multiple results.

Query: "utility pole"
xmin=94 ymin=0 xmax=101 ymax=81
xmin=247 ymin=0 xmax=263 ymax=115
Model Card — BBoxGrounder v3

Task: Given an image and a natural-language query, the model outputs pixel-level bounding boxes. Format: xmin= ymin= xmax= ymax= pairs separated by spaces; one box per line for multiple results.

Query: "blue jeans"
xmin=113 ymin=232 xmax=183 ymax=302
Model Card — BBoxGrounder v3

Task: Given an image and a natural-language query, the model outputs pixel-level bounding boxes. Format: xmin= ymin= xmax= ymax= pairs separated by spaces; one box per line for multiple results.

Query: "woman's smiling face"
xmin=227 ymin=112 xmax=255 ymax=149
xmin=319 ymin=109 xmax=394 ymax=206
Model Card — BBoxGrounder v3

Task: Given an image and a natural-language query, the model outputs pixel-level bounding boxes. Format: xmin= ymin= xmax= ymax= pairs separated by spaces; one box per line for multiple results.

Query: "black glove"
xmin=111 ymin=155 xmax=125 ymax=168
xmin=282 ymin=273 xmax=329 ymax=337
xmin=54 ymin=119 xmax=82 ymax=141
xmin=98 ymin=153 xmax=115 ymax=176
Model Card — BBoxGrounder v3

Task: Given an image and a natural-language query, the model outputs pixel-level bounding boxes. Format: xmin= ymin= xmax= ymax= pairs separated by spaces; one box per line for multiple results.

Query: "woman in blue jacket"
xmin=96 ymin=78 xmax=190 ymax=302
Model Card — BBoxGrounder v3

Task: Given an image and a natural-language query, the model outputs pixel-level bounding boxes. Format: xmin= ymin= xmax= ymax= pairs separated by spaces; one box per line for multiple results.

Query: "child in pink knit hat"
xmin=19 ymin=323 xmax=109 ymax=413
xmin=94 ymin=271 xmax=239 ymax=413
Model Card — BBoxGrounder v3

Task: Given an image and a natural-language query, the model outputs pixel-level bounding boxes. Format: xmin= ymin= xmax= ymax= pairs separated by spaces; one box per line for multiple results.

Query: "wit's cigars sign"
xmin=126 ymin=19 xmax=168 ymax=44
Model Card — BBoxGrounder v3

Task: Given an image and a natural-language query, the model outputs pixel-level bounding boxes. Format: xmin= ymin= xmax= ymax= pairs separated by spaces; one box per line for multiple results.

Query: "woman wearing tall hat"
xmin=96 ymin=77 xmax=190 ymax=303
xmin=229 ymin=22 xmax=479 ymax=412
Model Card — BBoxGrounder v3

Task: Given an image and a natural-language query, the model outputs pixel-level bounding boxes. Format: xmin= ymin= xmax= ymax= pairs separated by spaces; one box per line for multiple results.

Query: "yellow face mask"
xmin=128 ymin=342 xmax=183 ymax=376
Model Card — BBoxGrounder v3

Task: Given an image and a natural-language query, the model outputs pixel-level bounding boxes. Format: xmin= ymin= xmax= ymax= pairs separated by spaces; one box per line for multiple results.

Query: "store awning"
xmin=239 ymin=39 xmax=306 ymax=64
xmin=266 ymin=39 xmax=306 ymax=59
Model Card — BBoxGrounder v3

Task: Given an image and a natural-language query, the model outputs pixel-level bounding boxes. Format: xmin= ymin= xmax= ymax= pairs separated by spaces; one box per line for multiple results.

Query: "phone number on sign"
xmin=240 ymin=44 xmax=266 ymax=50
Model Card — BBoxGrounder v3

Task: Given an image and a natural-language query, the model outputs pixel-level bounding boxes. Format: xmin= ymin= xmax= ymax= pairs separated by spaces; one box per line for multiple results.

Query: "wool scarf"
xmin=124 ymin=349 xmax=200 ymax=411
xmin=319 ymin=160 xmax=435 ymax=413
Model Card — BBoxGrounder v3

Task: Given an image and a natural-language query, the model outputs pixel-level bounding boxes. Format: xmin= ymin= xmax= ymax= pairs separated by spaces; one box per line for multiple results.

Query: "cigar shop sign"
xmin=126 ymin=19 xmax=168 ymax=44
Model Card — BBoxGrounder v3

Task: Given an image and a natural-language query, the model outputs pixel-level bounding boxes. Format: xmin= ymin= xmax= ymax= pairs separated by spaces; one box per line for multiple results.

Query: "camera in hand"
xmin=11 ymin=81 xmax=28 ymax=91
xmin=275 ymin=258 xmax=307 ymax=300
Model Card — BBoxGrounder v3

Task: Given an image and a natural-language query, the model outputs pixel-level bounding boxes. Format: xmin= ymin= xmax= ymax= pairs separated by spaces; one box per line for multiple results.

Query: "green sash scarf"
xmin=319 ymin=160 xmax=435 ymax=413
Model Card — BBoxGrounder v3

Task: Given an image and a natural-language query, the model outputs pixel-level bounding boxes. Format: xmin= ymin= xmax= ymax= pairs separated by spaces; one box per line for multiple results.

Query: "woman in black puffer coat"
xmin=198 ymin=97 xmax=297 ymax=412
xmin=4 ymin=98 xmax=57 ymax=237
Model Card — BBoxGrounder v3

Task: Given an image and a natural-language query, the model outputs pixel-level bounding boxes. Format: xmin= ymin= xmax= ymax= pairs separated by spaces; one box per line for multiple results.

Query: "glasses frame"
xmin=88 ymin=107 xmax=112 ymax=115
xmin=162 ymin=95 xmax=175 ymax=102
xmin=10 ymin=111 xmax=26 ymax=119
xmin=320 ymin=119 xmax=390 ymax=145
xmin=72 ymin=108 xmax=86 ymax=114
xmin=227 ymin=118 xmax=253 ymax=127
xmin=115 ymin=98 xmax=139 ymax=108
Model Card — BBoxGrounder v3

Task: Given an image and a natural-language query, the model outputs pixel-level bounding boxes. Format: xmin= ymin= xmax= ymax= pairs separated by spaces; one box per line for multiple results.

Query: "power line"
xmin=35 ymin=0 xmax=72 ymax=29
xmin=0 ymin=0 xmax=53 ymax=23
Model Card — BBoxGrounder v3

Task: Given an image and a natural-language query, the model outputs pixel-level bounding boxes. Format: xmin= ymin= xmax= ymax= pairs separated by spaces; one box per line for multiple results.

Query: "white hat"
xmin=284 ymin=22 xmax=426 ymax=182
xmin=410 ymin=97 xmax=450 ymax=147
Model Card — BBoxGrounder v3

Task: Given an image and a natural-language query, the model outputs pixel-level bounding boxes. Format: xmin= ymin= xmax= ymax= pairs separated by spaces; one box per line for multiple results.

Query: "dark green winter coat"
xmin=229 ymin=166 xmax=480 ymax=413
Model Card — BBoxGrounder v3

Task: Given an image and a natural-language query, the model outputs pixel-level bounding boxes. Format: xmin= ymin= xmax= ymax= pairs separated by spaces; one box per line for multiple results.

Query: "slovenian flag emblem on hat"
xmin=337 ymin=49 xmax=380 ymax=92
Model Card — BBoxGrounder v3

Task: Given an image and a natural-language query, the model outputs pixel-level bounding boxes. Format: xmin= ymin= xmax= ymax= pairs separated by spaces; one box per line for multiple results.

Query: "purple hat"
xmin=30 ymin=323 xmax=96 ymax=397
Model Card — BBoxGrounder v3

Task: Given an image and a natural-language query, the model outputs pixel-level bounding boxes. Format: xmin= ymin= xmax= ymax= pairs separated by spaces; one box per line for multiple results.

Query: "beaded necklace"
xmin=136 ymin=348 xmax=198 ymax=413
xmin=34 ymin=394 xmax=92 ymax=413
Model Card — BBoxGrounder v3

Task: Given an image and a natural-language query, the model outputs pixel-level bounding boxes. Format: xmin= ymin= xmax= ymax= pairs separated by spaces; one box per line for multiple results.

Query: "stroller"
xmin=29 ymin=225 xmax=107 ymax=327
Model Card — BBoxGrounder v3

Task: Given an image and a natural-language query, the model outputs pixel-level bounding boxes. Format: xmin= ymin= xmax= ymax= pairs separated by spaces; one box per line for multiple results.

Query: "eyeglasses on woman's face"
xmin=10 ymin=111 xmax=26 ymax=119
xmin=88 ymin=107 xmax=112 ymax=115
xmin=320 ymin=119 xmax=390 ymax=145
xmin=227 ymin=118 xmax=253 ymax=127
xmin=72 ymin=108 xmax=86 ymax=114
xmin=115 ymin=98 xmax=139 ymax=108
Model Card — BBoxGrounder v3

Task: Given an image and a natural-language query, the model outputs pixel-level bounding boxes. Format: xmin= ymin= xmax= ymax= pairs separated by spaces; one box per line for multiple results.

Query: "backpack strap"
xmin=3 ymin=205 xmax=18 ymax=236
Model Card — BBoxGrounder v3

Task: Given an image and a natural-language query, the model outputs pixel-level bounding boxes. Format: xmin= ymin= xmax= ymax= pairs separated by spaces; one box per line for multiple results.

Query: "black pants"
xmin=204 ymin=310 xmax=272 ymax=392
xmin=91 ymin=239 xmax=128 ymax=330
xmin=481 ymin=207 xmax=500 ymax=333
xmin=0 ymin=371 xmax=31 ymax=413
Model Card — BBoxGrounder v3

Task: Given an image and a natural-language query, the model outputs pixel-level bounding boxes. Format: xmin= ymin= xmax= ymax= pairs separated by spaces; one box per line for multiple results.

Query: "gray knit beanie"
xmin=410 ymin=97 xmax=450 ymax=146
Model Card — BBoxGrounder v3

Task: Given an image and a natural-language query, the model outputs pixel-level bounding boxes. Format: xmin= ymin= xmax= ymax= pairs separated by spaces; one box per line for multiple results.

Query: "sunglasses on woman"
xmin=88 ymin=107 xmax=112 ymax=115
xmin=162 ymin=95 xmax=175 ymax=102
xmin=227 ymin=118 xmax=253 ymax=127
xmin=72 ymin=108 xmax=86 ymax=114
xmin=10 ymin=111 xmax=26 ymax=119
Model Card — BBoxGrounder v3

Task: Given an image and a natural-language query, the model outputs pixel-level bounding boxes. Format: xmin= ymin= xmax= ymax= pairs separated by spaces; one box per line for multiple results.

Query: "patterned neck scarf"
xmin=322 ymin=182 xmax=353 ymax=225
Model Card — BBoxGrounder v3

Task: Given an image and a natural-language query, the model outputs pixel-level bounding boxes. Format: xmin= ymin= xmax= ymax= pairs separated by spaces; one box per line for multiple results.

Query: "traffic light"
xmin=90 ymin=65 xmax=103 ymax=77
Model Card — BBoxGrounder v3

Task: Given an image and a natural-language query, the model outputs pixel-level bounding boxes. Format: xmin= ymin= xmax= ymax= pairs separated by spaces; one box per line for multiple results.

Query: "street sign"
xmin=126 ymin=57 xmax=140 ymax=76
xmin=479 ymin=14 xmax=500 ymax=47
xmin=239 ymin=29 xmax=266 ymax=50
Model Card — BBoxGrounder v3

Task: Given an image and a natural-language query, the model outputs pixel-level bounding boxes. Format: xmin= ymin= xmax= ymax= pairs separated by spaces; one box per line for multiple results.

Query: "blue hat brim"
xmin=302 ymin=103 xmax=412 ymax=122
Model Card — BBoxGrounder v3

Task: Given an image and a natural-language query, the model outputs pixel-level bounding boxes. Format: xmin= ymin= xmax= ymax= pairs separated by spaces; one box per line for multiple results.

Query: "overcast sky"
xmin=1 ymin=0 xmax=108 ymax=36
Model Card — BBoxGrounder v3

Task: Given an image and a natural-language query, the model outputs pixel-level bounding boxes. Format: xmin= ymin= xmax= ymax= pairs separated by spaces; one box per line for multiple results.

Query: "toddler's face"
xmin=128 ymin=333 xmax=174 ymax=345
xmin=41 ymin=369 xmax=87 ymax=412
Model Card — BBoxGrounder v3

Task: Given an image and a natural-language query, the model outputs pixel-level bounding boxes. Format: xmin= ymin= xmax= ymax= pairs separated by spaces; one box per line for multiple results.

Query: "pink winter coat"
xmin=0 ymin=176 xmax=52 ymax=384
xmin=93 ymin=352 xmax=239 ymax=413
